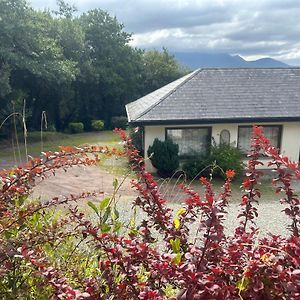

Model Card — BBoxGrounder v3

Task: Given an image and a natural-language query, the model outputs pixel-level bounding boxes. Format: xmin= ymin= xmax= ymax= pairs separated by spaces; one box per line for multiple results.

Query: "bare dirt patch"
xmin=31 ymin=165 xmax=137 ymax=204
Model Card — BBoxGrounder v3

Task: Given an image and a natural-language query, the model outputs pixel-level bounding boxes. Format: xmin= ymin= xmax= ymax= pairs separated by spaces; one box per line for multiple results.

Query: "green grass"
xmin=0 ymin=130 xmax=121 ymax=167
xmin=97 ymin=154 xmax=137 ymax=178
xmin=155 ymin=174 xmax=278 ymax=204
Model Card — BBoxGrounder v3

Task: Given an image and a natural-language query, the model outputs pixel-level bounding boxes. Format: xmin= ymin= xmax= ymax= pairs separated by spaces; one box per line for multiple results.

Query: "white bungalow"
xmin=126 ymin=68 xmax=300 ymax=172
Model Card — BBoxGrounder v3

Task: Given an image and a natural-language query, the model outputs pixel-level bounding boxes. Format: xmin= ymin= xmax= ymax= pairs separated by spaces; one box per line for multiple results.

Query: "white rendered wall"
xmin=144 ymin=122 xmax=300 ymax=172
xmin=281 ymin=122 xmax=300 ymax=161
xmin=144 ymin=125 xmax=165 ymax=172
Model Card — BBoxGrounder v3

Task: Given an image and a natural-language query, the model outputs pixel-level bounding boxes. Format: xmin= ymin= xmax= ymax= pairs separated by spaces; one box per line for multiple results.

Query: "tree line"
xmin=0 ymin=0 xmax=187 ymax=133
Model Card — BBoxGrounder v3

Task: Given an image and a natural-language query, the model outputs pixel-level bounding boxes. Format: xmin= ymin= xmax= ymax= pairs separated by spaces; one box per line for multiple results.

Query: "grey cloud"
xmin=29 ymin=0 xmax=300 ymax=63
xmin=29 ymin=0 xmax=56 ymax=10
xmin=226 ymin=9 xmax=299 ymax=42
xmin=80 ymin=0 xmax=236 ymax=33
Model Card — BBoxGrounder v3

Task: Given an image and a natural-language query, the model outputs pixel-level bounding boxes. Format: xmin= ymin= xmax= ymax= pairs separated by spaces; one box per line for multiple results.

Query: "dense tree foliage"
xmin=0 ymin=0 xmax=186 ymax=133
xmin=141 ymin=48 xmax=188 ymax=94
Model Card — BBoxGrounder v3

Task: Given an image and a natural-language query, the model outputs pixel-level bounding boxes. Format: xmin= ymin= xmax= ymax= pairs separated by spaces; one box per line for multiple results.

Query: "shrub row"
xmin=147 ymin=138 xmax=244 ymax=179
xmin=67 ymin=116 xmax=128 ymax=134
xmin=110 ymin=116 xmax=128 ymax=129
xmin=68 ymin=122 xmax=85 ymax=133
xmin=68 ymin=120 xmax=105 ymax=133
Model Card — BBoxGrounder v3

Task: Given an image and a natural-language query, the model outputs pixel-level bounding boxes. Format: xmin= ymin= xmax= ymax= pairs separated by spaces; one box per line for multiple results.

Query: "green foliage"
xmin=182 ymin=155 xmax=212 ymax=179
xmin=91 ymin=119 xmax=105 ymax=131
xmin=0 ymin=0 xmax=77 ymax=82
xmin=141 ymin=48 xmax=188 ymax=94
xmin=0 ymin=63 xmax=11 ymax=97
xmin=147 ymin=138 xmax=179 ymax=177
xmin=53 ymin=0 xmax=77 ymax=18
xmin=182 ymin=142 xmax=244 ymax=179
xmin=210 ymin=142 xmax=244 ymax=178
xmin=1 ymin=128 xmax=300 ymax=299
xmin=110 ymin=116 xmax=128 ymax=129
xmin=0 ymin=1 xmax=184 ymax=133
xmin=68 ymin=122 xmax=84 ymax=133
xmin=77 ymin=9 xmax=144 ymax=127
xmin=129 ymin=126 xmax=144 ymax=156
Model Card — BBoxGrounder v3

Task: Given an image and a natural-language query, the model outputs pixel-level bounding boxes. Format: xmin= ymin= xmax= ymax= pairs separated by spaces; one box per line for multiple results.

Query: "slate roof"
xmin=126 ymin=68 xmax=300 ymax=125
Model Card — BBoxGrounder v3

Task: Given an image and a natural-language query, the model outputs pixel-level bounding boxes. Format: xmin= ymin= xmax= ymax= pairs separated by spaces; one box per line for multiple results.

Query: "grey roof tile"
xmin=125 ymin=70 xmax=198 ymax=122
xmin=126 ymin=68 xmax=300 ymax=124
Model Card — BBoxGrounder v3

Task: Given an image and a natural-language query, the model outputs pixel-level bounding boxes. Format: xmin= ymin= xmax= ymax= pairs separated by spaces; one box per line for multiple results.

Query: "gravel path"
xmin=30 ymin=164 xmax=296 ymax=238
xmin=109 ymin=189 xmax=290 ymax=238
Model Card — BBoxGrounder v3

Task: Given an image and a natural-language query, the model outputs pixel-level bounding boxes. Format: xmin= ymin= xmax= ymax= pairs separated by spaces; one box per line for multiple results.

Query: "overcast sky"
xmin=29 ymin=0 xmax=300 ymax=65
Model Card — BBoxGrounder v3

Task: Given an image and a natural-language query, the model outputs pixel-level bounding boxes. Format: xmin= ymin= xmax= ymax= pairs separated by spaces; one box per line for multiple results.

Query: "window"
xmin=220 ymin=129 xmax=230 ymax=145
xmin=166 ymin=127 xmax=211 ymax=158
xmin=238 ymin=125 xmax=282 ymax=154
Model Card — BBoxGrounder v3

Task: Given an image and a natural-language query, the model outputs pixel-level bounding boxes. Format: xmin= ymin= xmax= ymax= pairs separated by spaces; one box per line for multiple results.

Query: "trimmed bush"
xmin=111 ymin=116 xmax=128 ymax=129
xmin=68 ymin=122 xmax=84 ymax=133
xmin=91 ymin=120 xmax=104 ymax=131
xmin=147 ymin=138 xmax=179 ymax=177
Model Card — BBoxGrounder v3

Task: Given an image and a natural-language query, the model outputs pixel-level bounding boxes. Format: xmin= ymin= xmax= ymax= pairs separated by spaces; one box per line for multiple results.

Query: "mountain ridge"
xmin=172 ymin=52 xmax=289 ymax=69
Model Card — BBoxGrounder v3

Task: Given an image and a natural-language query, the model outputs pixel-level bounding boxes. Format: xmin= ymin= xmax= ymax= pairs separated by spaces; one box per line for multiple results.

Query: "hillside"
xmin=173 ymin=52 xmax=288 ymax=69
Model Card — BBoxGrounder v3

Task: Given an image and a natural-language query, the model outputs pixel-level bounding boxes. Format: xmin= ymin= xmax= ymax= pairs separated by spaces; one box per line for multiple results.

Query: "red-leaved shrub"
xmin=0 ymin=126 xmax=299 ymax=299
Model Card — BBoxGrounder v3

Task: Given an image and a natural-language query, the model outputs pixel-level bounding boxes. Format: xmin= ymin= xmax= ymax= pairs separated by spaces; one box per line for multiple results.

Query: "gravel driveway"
xmin=31 ymin=164 xmax=296 ymax=238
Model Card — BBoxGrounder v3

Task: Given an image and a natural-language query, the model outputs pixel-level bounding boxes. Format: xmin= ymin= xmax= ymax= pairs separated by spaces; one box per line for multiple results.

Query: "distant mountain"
xmin=172 ymin=52 xmax=289 ymax=69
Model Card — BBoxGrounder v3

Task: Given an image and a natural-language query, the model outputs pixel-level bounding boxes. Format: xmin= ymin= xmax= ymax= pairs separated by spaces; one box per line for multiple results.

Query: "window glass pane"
xmin=238 ymin=127 xmax=252 ymax=153
xmin=263 ymin=126 xmax=280 ymax=147
xmin=166 ymin=128 xmax=210 ymax=158
xmin=238 ymin=126 xmax=281 ymax=154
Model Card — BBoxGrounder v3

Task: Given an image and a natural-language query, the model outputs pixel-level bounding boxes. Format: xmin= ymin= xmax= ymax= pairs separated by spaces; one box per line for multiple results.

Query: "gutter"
xmin=129 ymin=116 xmax=300 ymax=126
xmin=125 ymin=104 xmax=131 ymax=123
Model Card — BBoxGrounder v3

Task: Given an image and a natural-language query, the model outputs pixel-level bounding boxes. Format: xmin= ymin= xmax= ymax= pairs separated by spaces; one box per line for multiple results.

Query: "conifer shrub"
xmin=147 ymin=138 xmax=179 ymax=177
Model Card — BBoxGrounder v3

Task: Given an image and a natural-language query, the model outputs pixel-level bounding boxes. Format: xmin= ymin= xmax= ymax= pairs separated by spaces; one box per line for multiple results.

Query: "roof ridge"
xmin=188 ymin=67 xmax=300 ymax=70
xmin=134 ymin=69 xmax=202 ymax=121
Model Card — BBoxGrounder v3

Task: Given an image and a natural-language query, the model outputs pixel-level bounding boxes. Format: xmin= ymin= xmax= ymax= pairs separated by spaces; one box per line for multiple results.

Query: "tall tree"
xmin=0 ymin=0 xmax=78 ymax=129
xmin=77 ymin=9 xmax=143 ymax=126
xmin=141 ymin=48 xmax=188 ymax=95
xmin=0 ymin=1 xmax=186 ymax=133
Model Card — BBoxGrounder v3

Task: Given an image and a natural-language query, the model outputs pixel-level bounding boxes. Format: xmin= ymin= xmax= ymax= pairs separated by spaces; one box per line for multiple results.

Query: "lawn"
xmin=0 ymin=130 xmax=121 ymax=169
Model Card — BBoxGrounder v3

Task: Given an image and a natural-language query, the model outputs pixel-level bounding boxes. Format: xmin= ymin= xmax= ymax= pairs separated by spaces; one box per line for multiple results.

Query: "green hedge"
xmin=91 ymin=120 xmax=105 ymax=131
xmin=68 ymin=122 xmax=84 ymax=134
xmin=111 ymin=116 xmax=128 ymax=129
